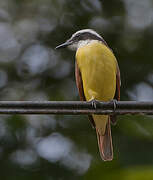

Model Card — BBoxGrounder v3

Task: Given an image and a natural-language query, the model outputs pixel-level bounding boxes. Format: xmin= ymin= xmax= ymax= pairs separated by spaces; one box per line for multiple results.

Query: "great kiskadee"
xmin=56 ymin=29 xmax=120 ymax=161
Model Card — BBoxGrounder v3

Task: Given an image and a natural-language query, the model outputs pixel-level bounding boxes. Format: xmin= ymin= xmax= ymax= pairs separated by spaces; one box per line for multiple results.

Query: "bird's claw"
xmin=89 ymin=99 xmax=100 ymax=109
xmin=110 ymin=99 xmax=117 ymax=112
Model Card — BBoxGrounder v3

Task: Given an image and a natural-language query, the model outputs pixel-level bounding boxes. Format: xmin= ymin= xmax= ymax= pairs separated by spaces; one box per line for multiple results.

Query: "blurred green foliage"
xmin=0 ymin=0 xmax=153 ymax=179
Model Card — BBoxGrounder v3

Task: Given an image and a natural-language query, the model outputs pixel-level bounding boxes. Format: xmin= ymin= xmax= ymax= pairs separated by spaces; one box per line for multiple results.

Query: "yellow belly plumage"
xmin=76 ymin=41 xmax=117 ymax=135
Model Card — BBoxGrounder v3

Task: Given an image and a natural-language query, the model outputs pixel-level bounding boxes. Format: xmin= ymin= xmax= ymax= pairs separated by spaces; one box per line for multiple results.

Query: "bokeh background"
xmin=0 ymin=0 xmax=153 ymax=179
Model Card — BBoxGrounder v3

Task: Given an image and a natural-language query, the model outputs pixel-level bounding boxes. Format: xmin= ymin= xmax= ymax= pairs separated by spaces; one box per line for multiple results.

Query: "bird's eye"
xmin=75 ymin=33 xmax=80 ymax=38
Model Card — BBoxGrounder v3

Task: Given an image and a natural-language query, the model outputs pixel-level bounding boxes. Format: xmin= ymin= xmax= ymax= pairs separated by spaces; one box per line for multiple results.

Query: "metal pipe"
xmin=0 ymin=101 xmax=152 ymax=115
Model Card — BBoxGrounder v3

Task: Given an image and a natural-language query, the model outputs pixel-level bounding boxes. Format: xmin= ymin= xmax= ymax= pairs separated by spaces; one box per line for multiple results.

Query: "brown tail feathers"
xmin=96 ymin=117 xmax=113 ymax=161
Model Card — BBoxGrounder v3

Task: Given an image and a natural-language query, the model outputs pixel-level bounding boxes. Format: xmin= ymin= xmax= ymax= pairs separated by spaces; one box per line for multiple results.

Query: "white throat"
xmin=68 ymin=40 xmax=99 ymax=51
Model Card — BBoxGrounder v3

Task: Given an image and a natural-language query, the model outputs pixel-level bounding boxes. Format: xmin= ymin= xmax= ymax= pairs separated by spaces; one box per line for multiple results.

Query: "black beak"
xmin=55 ymin=40 xmax=72 ymax=49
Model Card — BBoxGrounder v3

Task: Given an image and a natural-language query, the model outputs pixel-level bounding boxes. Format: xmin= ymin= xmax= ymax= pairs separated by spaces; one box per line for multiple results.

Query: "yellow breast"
xmin=76 ymin=41 xmax=117 ymax=101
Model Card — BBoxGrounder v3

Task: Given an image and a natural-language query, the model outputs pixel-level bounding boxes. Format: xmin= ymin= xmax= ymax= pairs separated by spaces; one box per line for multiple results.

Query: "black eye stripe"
xmin=73 ymin=32 xmax=102 ymax=41
xmin=71 ymin=32 xmax=109 ymax=49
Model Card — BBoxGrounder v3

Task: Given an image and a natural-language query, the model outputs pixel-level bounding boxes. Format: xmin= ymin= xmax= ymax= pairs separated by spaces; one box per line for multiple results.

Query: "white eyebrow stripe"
xmin=72 ymin=29 xmax=102 ymax=39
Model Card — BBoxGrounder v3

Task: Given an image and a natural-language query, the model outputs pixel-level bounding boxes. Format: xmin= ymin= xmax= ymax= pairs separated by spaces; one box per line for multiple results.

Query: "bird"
xmin=56 ymin=29 xmax=120 ymax=161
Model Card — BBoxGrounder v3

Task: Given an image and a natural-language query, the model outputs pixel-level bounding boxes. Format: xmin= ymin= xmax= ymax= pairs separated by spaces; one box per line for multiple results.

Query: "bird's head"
xmin=55 ymin=29 xmax=107 ymax=51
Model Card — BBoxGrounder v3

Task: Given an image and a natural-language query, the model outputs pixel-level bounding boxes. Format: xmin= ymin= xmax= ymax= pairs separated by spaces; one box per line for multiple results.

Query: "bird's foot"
xmin=110 ymin=99 xmax=118 ymax=125
xmin=110 ymin=99 xmax=117 ymax=111
xmin=89 ymin=99 xmax=100 ymax=109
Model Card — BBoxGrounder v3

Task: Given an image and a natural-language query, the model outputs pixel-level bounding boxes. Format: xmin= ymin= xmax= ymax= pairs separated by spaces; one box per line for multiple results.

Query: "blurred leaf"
xmin=84 ymin=165 xmax=153 ymax=180
xmin=118 ymin=115 xmax=153 ymax=140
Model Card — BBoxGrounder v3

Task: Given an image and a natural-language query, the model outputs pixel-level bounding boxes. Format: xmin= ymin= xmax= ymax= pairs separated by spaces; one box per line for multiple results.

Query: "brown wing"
xmin=75 ymin=61 xmax=95 ymax=128
xmin=110 ymin=62 xmax=121 ymax=125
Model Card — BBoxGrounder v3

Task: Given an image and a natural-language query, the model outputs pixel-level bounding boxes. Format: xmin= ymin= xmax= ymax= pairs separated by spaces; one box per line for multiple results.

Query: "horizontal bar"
xmin=0 ymin=101 xmax=152 ymax=115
